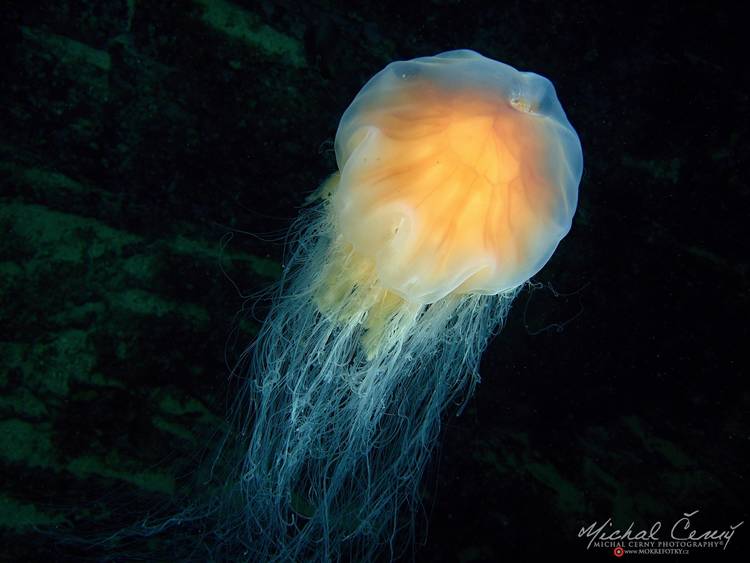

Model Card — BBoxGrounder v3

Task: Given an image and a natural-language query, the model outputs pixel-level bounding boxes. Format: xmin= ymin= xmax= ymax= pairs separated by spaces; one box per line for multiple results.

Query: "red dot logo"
xmin=613 ymin=546 xmax=624 ymax=557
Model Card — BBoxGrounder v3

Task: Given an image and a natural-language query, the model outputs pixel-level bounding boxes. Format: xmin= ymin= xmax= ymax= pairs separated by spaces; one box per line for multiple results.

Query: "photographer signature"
xmin=579 ymin=510 xmax=744 ymax=550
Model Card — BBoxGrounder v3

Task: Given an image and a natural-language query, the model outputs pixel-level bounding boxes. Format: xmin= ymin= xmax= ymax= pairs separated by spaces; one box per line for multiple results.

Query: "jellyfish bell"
xmin=333 ymin=50 xmax=581 ymax=303
xmin=317 ymin=49 xmax=582 ymax=356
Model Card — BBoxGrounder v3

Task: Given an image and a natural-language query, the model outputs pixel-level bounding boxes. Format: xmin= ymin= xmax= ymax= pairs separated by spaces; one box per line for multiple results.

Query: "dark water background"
xmin=0 ymin=1 xmax=747 ymax=561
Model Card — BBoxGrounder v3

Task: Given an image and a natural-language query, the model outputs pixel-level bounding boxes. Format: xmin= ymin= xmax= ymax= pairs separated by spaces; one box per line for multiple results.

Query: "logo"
xmin=578 ymin=510 xmax=744 ymax=557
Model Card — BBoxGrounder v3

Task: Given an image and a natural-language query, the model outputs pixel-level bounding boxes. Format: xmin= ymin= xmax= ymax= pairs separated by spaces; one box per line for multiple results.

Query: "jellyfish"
xmin=222 ymin=49 xmax=582 ymax=562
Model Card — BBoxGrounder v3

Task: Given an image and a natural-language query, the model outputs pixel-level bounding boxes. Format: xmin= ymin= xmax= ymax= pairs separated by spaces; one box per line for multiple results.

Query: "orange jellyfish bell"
xmin=327 ymin=49 xmax=582 ymax=305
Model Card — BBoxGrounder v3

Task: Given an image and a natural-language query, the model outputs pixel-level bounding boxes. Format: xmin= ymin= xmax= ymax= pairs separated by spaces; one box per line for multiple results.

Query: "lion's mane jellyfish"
xmin=230 ymin=49 xmax=582 ymax=562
